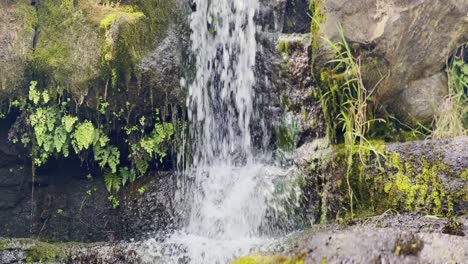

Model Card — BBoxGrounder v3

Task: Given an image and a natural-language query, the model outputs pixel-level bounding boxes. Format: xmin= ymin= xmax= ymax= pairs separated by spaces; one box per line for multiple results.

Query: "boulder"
xmin=318 ymin=0 xmax=468 ymax=123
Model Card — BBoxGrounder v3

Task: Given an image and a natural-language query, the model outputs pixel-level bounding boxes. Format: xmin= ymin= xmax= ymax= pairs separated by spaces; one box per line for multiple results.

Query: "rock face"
xmin=0 ymin=159 xmax=124 ymax=242
xmin=0 ymin=0 xmax=189 ymax=120
xmin=319 ymin=0 xmax=468 ymax=123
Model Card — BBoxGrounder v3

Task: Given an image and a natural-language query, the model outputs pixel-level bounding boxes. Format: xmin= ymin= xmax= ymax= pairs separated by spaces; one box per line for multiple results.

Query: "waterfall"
xmin=184 ymin=0 xmax=266 ymax=240
xmin=140 ymin=1 xmax=301 ymax=263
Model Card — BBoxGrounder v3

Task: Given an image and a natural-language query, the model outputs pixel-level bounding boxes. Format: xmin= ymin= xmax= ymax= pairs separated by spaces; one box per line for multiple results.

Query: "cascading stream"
xmin=139 ymin=1 xmax=301 ymax=263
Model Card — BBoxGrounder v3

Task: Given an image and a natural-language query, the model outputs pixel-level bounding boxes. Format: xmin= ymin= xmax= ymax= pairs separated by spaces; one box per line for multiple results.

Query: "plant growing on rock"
xmin=10 ymin=81 xmax=174 ymax=209
xmin=432 ymin=45 xmax=467 ymax=139
xmin=317 ymin=25 xmax=386 ymax=218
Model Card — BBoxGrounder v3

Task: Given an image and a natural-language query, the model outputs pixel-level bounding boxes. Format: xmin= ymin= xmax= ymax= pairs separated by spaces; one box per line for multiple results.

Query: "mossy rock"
xmin=11 ymin=0 xmax=179 ymax=114
xmin=308 ymin=138 xmax=468 ymax=221
xmin=0 ymin=238 xmax=68 ymax=263
xmin=0 ymin=0 xmax=36 ymax=98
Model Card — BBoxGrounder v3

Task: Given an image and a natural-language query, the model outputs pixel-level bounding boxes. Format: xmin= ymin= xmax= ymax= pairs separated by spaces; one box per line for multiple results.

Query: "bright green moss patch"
xmin=383 ymin=155 xmax=448 ymax=214
xmin=100 ymin=10 xmax=144 ymax=30
xmin=231 ymin=254 xmax=304 ymax=264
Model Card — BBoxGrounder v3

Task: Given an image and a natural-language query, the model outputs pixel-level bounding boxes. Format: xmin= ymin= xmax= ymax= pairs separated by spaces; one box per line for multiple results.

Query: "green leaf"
xmin=62 ymin=115 xmax=78 ymax=133
xmin=104 ymin=172 xmax=121 ymax=193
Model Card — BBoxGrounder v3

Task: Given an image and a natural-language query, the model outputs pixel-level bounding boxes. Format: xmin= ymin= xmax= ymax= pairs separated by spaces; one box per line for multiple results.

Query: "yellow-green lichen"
xmin=231 ymin=254 xmax=304 ymax=264
xmin=383 ymin=154 xmax=449 ymax=215
xmin=461 ymin=170 xmax=468 ymax=180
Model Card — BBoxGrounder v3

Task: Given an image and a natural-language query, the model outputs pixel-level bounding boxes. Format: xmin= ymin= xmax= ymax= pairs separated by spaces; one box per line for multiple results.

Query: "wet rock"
xmin=282 ymin=0 xmax=311 ymax=33
xmin=0 ymin=160 xmax=123 ymax=242
xmin=138 ymin=24 xmax=186 ymax=109
xmin=122 ymin=172 xmax=177 ymax=239
xmin=318 ymin=0 xmax=468 ymax=123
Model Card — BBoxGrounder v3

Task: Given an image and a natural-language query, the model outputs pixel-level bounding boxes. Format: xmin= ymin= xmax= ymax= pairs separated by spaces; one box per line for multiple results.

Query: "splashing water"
xmin=139 ymin=0 xmax=302 ymax=263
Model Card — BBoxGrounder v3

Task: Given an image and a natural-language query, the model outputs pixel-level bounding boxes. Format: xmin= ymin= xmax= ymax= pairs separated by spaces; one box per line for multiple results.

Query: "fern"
xmin=94 ymin=145 xmax=120 ymax=173
xmin=53 ymin=127 xmax=67 ymax=152
xmin=72 ymin=121 xmax=95 ymax=152
xmin=104 ymin=172 xmax=121 ymax=193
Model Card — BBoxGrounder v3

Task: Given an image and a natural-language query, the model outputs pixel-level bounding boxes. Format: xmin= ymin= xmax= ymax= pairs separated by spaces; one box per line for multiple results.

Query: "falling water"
xmin=139 ymin=1 xmax=301 ymax=263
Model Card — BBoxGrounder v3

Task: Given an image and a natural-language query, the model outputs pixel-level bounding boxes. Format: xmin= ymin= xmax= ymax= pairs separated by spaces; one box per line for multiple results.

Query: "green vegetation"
xmin=26 ymin=241 xmax=65 ymax=263
xmin=11 ymin=81 xmax=174 ymax=206
xmin=309 ymin=0 xmax=325 ymax=69
xmin=0 ymin=0 xmax=179 ymax=207
xmin=432 ymin=44 xmax=467 ymax=139
xmin=316 ymin=25 xmax=386 ymax=218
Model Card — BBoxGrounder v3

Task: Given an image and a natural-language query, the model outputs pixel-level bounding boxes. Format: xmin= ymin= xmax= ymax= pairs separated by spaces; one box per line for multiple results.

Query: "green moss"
xmin=382 ymin=155 xmax=449 ymax=215
xmin=0 ymin=239 xmax=10 ymax=251
xmin=26 ymin=241 xmax=66 ymax=263
xmin=33 ymin=0 xmax=100 ymax=97
xmin=99 ymin=9 xmax=144 ymax=30
xmin=0 ymin=0 xmax=36 ymax=94
xmin=322 ymin=144 xmax=463 ymax=221
xmin=231 ymin=254 xmax=304 ymax=264
xmin=277 ymin=40 xmax=290 ymax=56
xmin=276 ymin=118 xmax=299 ymax=152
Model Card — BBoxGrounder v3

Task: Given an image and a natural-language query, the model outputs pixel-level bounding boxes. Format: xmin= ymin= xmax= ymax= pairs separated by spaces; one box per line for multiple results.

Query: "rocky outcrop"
xmin=0 ymin=159 xmax=124 ymax=242
xmin=317 ymin=0 xmax=468 ymax=123
xmin=296 ymin=136 xmax=468 ymax=221
xmin=234 ymin=215 xmax=468 ymax=264
xmin=2 ymin=215 xmax=465 ymax=264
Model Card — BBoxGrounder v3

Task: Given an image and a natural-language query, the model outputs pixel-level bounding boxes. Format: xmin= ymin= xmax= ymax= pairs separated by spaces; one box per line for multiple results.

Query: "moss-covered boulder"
xmin=296 ymin=136 xmax=468 ymax=221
